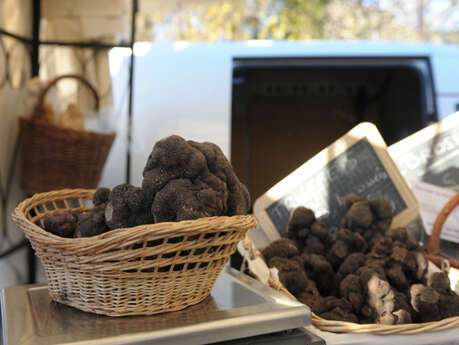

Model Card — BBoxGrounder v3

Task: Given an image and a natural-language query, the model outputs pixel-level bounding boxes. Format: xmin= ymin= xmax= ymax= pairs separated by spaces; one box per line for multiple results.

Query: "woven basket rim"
xmin=13 ymin=188 xmax=257 ymax=247
xmin=310 ymin=312 xmax=459 ymax=335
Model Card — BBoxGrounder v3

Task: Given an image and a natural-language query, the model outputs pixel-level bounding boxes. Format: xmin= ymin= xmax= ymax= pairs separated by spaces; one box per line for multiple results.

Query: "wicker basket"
xmin=12 ymin=189 xmax=257 ymax=316
xmin=424 ymin=193 xmax=459 ymax=269
xmin=245 ymin=194 xmax=459 ymax=334
xmin=264 ymin=279 xmax=459 ymax=334
xmin=19 ymin=75 xmax=115 ymax=195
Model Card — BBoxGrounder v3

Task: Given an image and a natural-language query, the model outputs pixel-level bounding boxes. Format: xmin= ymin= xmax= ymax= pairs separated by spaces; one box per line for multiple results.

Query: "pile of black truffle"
xmin=43 ymin=135 xmax=250 ymax=238
xmin=261 ymin=195 xmax=459 ymax=324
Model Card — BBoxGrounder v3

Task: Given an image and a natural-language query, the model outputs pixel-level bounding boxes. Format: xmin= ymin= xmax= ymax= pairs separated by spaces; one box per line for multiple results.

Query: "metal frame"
xmin=0 ymin=0 xmax=138 ymax=284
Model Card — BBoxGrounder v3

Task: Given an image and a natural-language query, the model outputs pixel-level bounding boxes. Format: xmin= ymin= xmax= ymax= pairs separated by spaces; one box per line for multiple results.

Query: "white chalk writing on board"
xmin=254 ymin=122 xmax=419 ymax=243
xmin=389 ymin=111 xmax=459 ymax=191
xmin=266 ymin=138 xmax=406 ymax=237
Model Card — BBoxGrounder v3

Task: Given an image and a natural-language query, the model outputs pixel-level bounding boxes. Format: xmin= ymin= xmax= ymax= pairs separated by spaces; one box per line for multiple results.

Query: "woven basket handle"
xmin=425 ymin=193 xmax=459 ymax=269
xmin=31 ymin=74 xmax=100 ymax=120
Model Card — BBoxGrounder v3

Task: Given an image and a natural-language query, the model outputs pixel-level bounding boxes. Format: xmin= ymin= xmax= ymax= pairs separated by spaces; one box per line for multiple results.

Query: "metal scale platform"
xmin=1 ymin=267 xmax=325 ymax=345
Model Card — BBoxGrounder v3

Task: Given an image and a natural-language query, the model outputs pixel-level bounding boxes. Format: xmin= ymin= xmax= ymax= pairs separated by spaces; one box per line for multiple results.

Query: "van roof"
xmin=132 ymin=40 xmax=459 ymax=58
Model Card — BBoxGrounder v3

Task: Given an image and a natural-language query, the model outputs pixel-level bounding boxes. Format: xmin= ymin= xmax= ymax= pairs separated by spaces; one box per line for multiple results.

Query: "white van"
xmin=106 ymin=40 xmax=459 ymax=200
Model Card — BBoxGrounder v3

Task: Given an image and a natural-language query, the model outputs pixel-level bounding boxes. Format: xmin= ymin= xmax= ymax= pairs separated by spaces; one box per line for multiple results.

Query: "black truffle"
xmin=321 ymin=307 xmax=359 ymax=323
xmin=438 ymin=293 xmax=459 ymax=319
xmin=368 ymin=198 xmax=392 ymax=220
xmin=387 ymin=263 xmax=409 ymax=292
xmin=302 ymin=253 xmax=336 ymax=295
xmin=105 ymin=184 xmax=153 ymax=229
xmin=267 ymin=257 xmax=308 ymax=296
xmin=328 ymin=240 xmax=350 ymax=269
xmin=428 ymin=272 xmax=451 ymax=295
xmin=43 ymin=212 xmax=77 ymax=238
xmin=343 ymin=201 xmax=374 ymax=230
xmin=286 ymin=206 xmax=315 ymax=251
xmin=336 ymin=253 xmax=366 ymax=282
xmin=74 ymin=204 xmax=109 ymax=237
xmin=93 ymin=187 xmax=110 ymax=206
xmin=336 ymin=228 xmax=367 ymax=253
xmin=262 ymin=238 xmax=299 ymax=263
xmin=340 ymin=274 xmax=363 ymax=312
xmin=298 ymin=280 xmax=321 ymax=310
xmin=410 ymin=284 xmax=441 ymax=322
xmin=142 ymin=135 xmax=250 ymax=222
xmin=304 ymin=235 xmax=326 ymax=255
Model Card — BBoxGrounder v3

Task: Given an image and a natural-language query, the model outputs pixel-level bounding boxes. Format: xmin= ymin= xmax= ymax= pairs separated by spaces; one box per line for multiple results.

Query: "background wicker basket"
xmin=12 ymin=189 xmax=257 ymax=316
xmin=244 ymin=193 xmax=459 ymax=334
xmin=425 ymin=193 xmax=459 ymax=269
xmin=19 ymin=75 xmax=115 ymax=195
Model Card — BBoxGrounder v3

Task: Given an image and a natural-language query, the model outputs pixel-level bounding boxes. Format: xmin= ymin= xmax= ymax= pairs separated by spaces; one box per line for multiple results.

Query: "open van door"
xmin=231 ymin=57 xmax=437 ymax=200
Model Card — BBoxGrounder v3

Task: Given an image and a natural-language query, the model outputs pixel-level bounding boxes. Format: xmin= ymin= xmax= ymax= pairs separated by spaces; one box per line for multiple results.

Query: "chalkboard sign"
xmin=254 ymin=122 xmax=419 ymax=242
xmin=266 ymin=138 xmax=407 ymax=237
xmin=389 ymin=111 xmax=459 ymax=191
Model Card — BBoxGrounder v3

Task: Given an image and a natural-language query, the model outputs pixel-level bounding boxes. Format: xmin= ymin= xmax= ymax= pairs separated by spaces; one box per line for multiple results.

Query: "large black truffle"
xmin=142 ymin=135 xmax=250 ymax=222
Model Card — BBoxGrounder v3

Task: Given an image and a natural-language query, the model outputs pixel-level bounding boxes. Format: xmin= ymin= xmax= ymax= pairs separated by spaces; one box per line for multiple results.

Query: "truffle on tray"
xmin=261 ymin=194 xmax=459 ymax=325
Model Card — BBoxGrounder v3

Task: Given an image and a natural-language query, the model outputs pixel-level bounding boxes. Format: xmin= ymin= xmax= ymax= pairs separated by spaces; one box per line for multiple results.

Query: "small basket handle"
xmin=31 ymin=74 xmax=100 ymax=120
xmin=425 ymin=193 xmax=459 ymax=269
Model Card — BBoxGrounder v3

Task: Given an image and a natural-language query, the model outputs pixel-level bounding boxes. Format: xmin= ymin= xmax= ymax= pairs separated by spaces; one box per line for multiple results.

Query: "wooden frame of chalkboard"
xmin=389 ymin=111 xmax=459 ymax=191
xmin=254 ymin=122 xmax=419 ymax=242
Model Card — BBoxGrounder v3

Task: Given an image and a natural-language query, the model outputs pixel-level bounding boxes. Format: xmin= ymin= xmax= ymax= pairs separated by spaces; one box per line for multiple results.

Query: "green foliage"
xmin=279 ymin=0 xmax=332 ymax=39
xmin=135 ymin=0 xmax=459 ymax=44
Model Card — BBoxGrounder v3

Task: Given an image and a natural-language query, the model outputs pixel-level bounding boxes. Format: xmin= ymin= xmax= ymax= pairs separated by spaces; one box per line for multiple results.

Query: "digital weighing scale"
xmin=1 ymin=267 xmax=325 ymax=345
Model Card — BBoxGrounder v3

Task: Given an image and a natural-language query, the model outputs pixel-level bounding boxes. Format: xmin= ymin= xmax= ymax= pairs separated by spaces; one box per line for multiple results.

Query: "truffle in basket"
xmin=104 ymin=184 xmax=154 ymax=230
xmin=42 ymin=135 xmax=250 ymax=238
xmin=43 ymin=212 xmax=77 ymax=238
xmin=143 ymin=135 xmax=250 ymax=222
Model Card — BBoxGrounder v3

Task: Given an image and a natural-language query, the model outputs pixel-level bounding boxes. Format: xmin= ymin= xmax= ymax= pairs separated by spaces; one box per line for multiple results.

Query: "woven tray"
xmin=425 ymin=193 xmax=459 ymax=269
xmin=244 ymin=193 xmax=459 ymax=334
xmin=12 ymin=189 xmax=257 ymax=316
xmin=265 ymin=279 xmax=459 ymax=335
